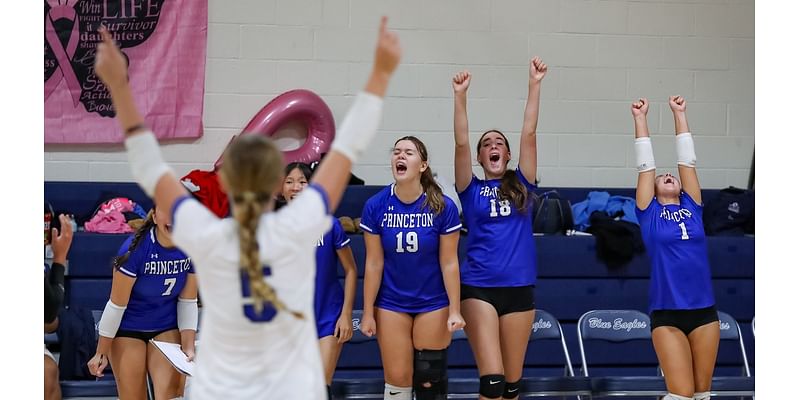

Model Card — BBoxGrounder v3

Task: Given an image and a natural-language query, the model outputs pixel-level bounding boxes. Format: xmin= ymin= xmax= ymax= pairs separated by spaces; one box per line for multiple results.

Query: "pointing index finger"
xmin=379 ymin=16 xmax=388 ymax=35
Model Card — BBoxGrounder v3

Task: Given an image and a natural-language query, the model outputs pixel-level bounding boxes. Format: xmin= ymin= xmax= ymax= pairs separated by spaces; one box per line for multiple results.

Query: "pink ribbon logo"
xmin=45 ymin=0 xmax=82 ymax=106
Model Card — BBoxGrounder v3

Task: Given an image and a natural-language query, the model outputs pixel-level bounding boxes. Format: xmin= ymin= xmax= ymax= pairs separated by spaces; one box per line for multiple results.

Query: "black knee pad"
xmin=413 ymin=349 xmax=448 ymax=399
xmin=479 ymin=374 xmax=506 ymax=399
xmin=502 ymin=379 xmax=520 ymax=398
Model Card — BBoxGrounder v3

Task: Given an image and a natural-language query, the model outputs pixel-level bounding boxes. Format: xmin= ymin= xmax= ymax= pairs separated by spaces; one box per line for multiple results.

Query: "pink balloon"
xmin=214 ymin=89 xmax=335 ymax=169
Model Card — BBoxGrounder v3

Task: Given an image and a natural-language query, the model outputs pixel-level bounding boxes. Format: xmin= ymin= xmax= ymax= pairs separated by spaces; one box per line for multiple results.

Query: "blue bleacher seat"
xmin=47 ymin=181 xmax=754 ymax=397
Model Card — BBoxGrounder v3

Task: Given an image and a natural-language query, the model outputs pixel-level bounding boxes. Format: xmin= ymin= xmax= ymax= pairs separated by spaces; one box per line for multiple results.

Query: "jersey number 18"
xmin=489 ymin=199 xmax=512 ymax=217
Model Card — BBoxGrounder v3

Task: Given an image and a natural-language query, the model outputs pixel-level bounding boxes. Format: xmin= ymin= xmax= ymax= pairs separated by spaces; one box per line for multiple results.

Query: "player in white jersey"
xmin=93 ymin=16 xmax=401 ymax=400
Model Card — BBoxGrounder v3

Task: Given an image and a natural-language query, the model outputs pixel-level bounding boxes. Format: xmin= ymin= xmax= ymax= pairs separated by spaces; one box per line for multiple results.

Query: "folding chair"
xmin=331 ymin=310 xmax=385 ymax=399
xmin=710 ymin=311 xmax=754 ymax=397
xmin=577 ymin=309 xmax=667 ymax=396
xmin=516 ymin=309 xmax=592 ymax=398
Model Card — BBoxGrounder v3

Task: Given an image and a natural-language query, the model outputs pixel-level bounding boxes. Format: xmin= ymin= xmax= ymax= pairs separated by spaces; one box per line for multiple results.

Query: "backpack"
xmin=56 ymin=306 xmax=97 ymax=380
xmin=533 ymin=191 xmax=575 ymax=235
xmin=703 ymin=187 xmax=755 ymax=236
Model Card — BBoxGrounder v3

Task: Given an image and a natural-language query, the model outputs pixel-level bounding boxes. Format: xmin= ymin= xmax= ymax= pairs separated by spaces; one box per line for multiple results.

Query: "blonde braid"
xmin=234 ymin=192 xmax=304 ymax=319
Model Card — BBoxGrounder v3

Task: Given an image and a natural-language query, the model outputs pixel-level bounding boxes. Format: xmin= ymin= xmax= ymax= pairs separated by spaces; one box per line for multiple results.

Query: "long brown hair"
xmin=395 ymin=136 xmax=445 ymax=214
xmin=220 ymin=135 xmax=302 ymax=319
xmin=476 ymin=129 xmax=532 ymax=213
xmin=112 ymin=209 xmax=156 ymax=271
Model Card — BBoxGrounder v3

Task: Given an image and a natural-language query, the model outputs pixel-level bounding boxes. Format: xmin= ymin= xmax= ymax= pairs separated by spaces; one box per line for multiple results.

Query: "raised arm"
xmin=632 ymin=98 xmax=656 ymax=210
xmin=311 ymin=16 xmax=401 ymax=211
xmin=95 ymin=28 xmax=189 ymax=215
xmin=452 ymin=71 xmax=473 ymax=192
xmin=518 ymin=57 xmax=547 ymax=184
xmin=669 ymin=95 xmax=701 ymax=204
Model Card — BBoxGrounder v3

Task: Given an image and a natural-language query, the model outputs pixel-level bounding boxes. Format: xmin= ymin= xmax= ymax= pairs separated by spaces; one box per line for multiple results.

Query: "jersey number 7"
xmin=240 ymin=266 xmax=277 ymax=322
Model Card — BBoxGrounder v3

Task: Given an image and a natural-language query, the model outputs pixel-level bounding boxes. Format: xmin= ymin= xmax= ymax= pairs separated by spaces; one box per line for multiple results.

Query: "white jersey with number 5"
xmin=171 ymin=184 xmax=332 ymax=400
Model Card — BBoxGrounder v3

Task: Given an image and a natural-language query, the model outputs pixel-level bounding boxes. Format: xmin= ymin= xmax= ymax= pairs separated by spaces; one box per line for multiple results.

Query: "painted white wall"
xmin=44 ymin=0 xmax=754 ymax=188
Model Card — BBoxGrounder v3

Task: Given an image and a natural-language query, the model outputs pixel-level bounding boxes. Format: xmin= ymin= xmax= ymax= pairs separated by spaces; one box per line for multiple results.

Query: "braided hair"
xmin=221 ymin=135 xmax=303 ymax=319
xmin=112 ymin=209 xmax=156 ymax=271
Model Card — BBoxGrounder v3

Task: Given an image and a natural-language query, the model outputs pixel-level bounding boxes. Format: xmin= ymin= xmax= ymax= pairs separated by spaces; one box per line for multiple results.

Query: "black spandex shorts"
xmin=650 ymin=305 xmax=719 ymax=336
xmin=116 ymin=327 xmax=177 ymax=343
xmin=461 ymin=284 xmax=535 ymax=316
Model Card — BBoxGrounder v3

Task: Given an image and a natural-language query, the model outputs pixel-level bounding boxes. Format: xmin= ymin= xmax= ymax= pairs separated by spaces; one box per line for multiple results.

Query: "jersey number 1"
xmin=241 ymin=266 xmax=277 ymax=323
xmin=678 ymin=222 xmax=689 ymax=240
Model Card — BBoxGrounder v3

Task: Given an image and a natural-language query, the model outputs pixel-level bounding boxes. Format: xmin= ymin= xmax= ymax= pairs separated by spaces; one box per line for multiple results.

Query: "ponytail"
xmin=499 ymin=169 xmax=533 ymax=214
xmin=420 ymin=168 xmax=445 ymax=215
xmin=233 ymin=191 xmax=303 ymax=319
xmin=112 ymin=209 xmax=156 ymax=271
xmin=394 ymin=135 xmax=445 ymax=215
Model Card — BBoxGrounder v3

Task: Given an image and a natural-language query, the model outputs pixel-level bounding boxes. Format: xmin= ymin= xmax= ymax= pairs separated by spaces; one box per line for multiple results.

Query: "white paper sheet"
xmin=150 ymin=340 xmax=194 ymax=376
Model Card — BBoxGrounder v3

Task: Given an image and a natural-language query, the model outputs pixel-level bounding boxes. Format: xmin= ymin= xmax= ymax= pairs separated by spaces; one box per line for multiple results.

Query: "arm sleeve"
xmin=44 ymin=263 xmax=66 ymax=323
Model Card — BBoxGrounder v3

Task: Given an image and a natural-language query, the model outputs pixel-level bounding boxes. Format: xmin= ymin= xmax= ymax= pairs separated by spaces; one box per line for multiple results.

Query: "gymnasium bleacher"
xmin=45 ymin=181 xmax=755 ymax=399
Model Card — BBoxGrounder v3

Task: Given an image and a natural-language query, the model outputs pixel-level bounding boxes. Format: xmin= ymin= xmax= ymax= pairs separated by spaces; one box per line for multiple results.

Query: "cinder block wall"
xmin=45 ymin=0 xmax=754 ymax=188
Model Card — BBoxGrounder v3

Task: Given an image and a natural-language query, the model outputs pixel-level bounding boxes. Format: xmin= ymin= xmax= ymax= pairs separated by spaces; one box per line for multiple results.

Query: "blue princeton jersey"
xmin=314 ymin=217 xmax=350 ymax=335
xmin=636 ymin=192 xmax=715 ymax=311
xmin=458 ymin=167 xmax=538 ymax=287
xmin=360 ymin=185 xmax=462 ymax=313
xmin=116 ymin=227 xmax=194 ymax=331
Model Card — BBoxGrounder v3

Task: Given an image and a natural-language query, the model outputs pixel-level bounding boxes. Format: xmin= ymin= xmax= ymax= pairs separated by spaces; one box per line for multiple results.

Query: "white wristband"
xmin=177 ymin=298 xmax=199 ymax=331
xmin=124 ymin=131 xmax=173 ymax=197
xmin=675 ymin=132 xmax=696 ymax=168
xmin=98 ymin=301 xmax=127 ymax=338
xmin=634 ymin=137 xmax=656 ymax=172
xmin=331 ymin=92 xmax=384 ymax=163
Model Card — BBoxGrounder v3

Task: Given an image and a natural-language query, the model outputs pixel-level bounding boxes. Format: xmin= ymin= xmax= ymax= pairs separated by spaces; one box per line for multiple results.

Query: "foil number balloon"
xmin=215 ymin=89 xmax=335 ymax=169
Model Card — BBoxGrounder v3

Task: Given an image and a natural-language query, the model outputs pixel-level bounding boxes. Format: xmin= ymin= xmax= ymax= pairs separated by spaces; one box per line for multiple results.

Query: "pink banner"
xmin=44 ymin=0 xmax=207 ymax=144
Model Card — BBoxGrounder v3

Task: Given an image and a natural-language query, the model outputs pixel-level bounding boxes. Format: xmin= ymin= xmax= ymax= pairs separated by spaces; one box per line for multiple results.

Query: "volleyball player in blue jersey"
xmin=282 ymin=162 xmax=358 ymax=399
xmin=631 ymin=96 xmax=718 ymax=400
xmin=87 ymin=208 xmax=198 ymax=400
xmin=359 ymin=136 xmax=465 ymax=400
xmin=450 ymin=57 xmax=547 ymax=400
